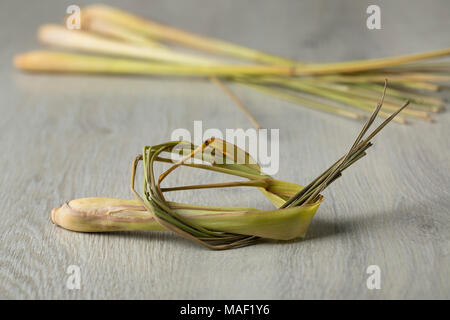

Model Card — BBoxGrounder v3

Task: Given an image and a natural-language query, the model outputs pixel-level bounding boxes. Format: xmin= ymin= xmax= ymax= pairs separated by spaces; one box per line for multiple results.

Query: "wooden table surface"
xmin=1 ymin=0 xmax=449 ymax=299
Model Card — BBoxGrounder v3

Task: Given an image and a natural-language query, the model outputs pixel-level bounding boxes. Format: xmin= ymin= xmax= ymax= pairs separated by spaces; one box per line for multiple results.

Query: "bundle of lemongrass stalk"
xmin=51 ymin=87 xmax=409 ymax=249
xmin=14 ymin=4 xmax=449 ymax=126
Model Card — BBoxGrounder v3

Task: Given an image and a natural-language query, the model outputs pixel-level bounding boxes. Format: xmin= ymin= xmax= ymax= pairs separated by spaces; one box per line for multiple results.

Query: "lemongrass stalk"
xmin=326 ymin=81 xmax=444 ymax=107
xmin=20 ymin=9 xmax=447 ymax=123
xmin=38 ymin=24 xmax=215 ymax=65
xmin=326 ymin=83 xmax=440 ymax=114
xmin=82 ymin=5 xmax=450 ymax=75
xmin=37 ymin=22 xmax=414 ymax=122
xmin=33 ymin=24 xmax=450 ymax=78
xmin=14 ymin=51 xmax=297 ymax=76
xmin=376 ymin=73 xmax=450 ymax=82
xmin=307 ymin=80 xmax=441 ymax=112
xmin=240 ymin=82 xmax=364 ymax=121
xmin=51 ymin=197 xmax=320 ymax=240
xmin=80 ymin=7 xmax=444 ymax=119
xmin=302 ymin=81 xmax=432 ymax=121
xmin=256 ymin=76 xmax=430 ymax=119
xmin=82 ymin=4 xmax=299 ymax=66
xmin=250 ymin=79 xmax=407 ymax=123
xmin=82 ymin=15 xmax=163 ymax=47
xmin=51 ymin=91 xmax=408 ymax=249
xmin=296 ymin=49 xmax=450 ymax=75
xmin=308 ymin=73 xmax=450 ymax=83
xmin=129 ymin=101 xmax=395 ymax=248
xmin=380 ymin=61 xmax=450 ymax=72
xmin=394 ymin=81 xmax=440 ymax=92
xmin=12 ymin=51 xmax=428 ymax=122
xmin=334 ymin=87 xmax=442 ymax=113
xmin=360 ymin=83 xmax=445 ymax=111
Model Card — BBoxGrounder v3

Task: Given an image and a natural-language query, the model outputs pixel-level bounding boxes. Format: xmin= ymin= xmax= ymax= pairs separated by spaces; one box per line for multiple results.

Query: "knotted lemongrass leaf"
xmin=51 ymin=84 xmax=409 ymax=250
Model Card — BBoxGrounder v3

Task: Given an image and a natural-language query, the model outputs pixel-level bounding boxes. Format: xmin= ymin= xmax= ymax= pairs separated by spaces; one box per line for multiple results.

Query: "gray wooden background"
xmin=0 ymin=0 xmax=449 ymax=299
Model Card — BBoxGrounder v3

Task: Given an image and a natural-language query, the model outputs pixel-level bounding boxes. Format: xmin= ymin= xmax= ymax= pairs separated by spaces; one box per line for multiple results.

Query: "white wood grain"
xmin=0 ymin=0 xmax=449 ymax=299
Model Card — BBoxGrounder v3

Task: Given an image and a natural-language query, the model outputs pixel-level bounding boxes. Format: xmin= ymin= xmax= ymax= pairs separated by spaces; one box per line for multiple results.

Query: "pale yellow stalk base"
xmin=51 ymin=196 xmax=323 ymax=240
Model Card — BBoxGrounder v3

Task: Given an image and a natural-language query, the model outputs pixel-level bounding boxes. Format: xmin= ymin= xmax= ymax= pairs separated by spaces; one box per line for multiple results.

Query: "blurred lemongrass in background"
xmin=14 ymin=4 xmax=450 ymax=126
